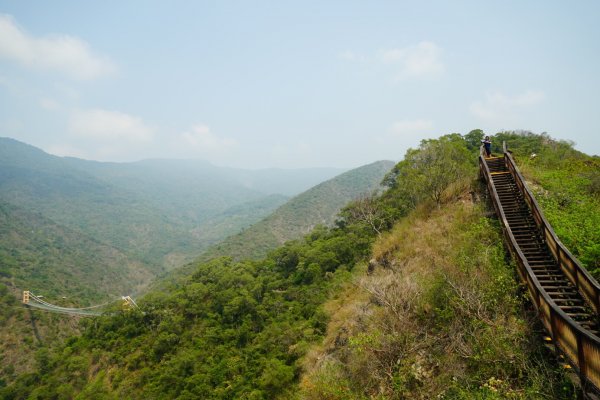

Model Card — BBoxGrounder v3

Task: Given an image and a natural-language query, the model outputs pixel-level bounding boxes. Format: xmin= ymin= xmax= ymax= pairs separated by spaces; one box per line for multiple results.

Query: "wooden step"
xmin=553 ymin=298 xmax=584 ymax=304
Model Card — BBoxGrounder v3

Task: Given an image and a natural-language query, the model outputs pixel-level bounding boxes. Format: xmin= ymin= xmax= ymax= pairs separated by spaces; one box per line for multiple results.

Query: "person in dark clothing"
xmin=482 ymin=136 xmax=492 ymax=157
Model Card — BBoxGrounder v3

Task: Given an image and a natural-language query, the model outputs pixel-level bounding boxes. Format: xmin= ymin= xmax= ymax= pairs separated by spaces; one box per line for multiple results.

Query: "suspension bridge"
xmin=22 ymin=290 xmax=138 ymax=317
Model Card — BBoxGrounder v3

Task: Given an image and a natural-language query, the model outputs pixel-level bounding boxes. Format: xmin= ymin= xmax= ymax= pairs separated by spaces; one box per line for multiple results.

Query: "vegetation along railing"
xmin=479 ymin=143 xmax=600 ymax=396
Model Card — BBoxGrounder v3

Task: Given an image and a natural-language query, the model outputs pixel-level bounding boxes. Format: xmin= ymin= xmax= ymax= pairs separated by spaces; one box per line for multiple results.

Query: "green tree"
xmin=396 ymin=134 xmax=472 ymax=206
xmin=463 ymin=128 xmax=485 ymax=151
xmin=259 ymin=358 xmax=295 ymax=396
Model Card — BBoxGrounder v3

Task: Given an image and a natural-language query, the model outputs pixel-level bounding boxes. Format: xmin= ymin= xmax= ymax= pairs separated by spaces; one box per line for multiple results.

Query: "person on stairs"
xmin=482 ymin=136 xmax=492 ymax=157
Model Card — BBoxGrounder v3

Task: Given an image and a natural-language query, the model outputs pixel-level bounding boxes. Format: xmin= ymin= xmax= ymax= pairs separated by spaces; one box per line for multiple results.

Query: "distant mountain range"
xmin=199 ymin=160 xmax=395 ymax=261
xmin=0 ymin=136 xmax=393 ymax=383
xmin=0 ymin=137 xmax=391 ymax=299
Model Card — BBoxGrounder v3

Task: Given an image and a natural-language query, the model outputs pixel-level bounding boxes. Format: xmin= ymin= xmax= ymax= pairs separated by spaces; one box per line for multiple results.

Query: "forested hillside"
xmin=300 ymin=131 xmax=597 ymax=398
xmin=3 ymin=131 xmax=594 ymax=399
xmin=196 ymin=160 xmax=395 ymax=262
xmin=61 ymin=158 xmax=346 ymax=257
xmin=0 ymin=199 xmax=151 ymax=384
xmin=0 ymin=199 xmax=152 ymax=300
xmin=0 ymin=137 xmax=390 ymax=387
xmin=0 ymin=138 xmax=289 ymax=272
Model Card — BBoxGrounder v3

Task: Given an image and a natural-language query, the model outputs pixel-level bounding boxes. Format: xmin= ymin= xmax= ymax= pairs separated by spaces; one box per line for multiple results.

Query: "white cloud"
xmin=0 ymin=14 xmax=116 ymax=80
xmin=390 ymin=119 xmax=434 ymax=136
xmin=381 ymin=41 xmax=444 ymax=80
xmin=470 ymin=90 xmax=545 ymax=121
xmin=68 ymin=109 xmax=154 ymax=142
xmin=181 ymin=124 xmax=238 ymax=152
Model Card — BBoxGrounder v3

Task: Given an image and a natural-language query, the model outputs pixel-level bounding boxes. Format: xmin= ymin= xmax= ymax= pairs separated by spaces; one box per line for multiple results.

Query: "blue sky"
xmin=0 ymin=1 xmax=598 ymax=168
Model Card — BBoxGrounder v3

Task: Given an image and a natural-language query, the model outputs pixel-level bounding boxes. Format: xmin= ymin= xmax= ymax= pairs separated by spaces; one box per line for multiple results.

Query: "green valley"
xmin=0 ymin=137 xmax=392 ymax=387
xmin=2 ymin=131 xmax=596 ymax=399
xmin=191 ymin=160 xmax=395 ymax=263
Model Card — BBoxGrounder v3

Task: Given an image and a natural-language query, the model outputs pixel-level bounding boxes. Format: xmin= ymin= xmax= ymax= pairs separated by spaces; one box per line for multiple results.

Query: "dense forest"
xmin=0 ymin=138 xmax=392 ymax=388
xmin=1 ymin=131 xmax=598 ymax=398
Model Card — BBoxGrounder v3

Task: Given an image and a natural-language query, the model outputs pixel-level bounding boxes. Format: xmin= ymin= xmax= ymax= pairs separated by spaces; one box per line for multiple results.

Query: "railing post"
xmin=549 ymin=308 xmax=558 ymax=343
xmin=578 ymin=335 xmax=587 ymax=385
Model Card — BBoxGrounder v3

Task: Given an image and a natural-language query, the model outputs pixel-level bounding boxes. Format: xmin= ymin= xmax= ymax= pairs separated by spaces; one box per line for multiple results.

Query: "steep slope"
xmin=2 ymin=133 xmax=577 ymax=399
xmin=0 ymin=200 xmax=151 ymax=300
xmin=297 ymin=131 xmax=596 ymax=399
xmin=299 ymin=201 xmax=569 ymax=399
xmin=0 ymin=138 xmax=190 ymax=271
xmin=492 ymin=131 xmax=600 ymax=274
xmin=0 ymin=137 xmax=342 ymax=272
xmin=0 ymin=200 xmax=151 ymax=384
xmin=201 ymin=160 xmax=395 ymax=262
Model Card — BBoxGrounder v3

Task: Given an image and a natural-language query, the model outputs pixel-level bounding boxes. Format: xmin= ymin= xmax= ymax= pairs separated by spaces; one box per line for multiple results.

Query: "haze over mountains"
xmin=0 ymin=136 xmax=394 ymax=382
xmin=201 ymin=160 xmax=395 ymax=261
xmin=0 ymin=136 xmax=393 ymax=299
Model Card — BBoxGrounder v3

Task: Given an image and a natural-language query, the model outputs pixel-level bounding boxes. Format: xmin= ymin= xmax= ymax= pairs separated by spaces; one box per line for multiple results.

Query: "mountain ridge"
xmin=2 ymin=131 xmax=596 ymax=398
xmin=0 ymin=137 xmax=394 ymax=387
xmin=0 ymin=137 xmax=347 ymax=273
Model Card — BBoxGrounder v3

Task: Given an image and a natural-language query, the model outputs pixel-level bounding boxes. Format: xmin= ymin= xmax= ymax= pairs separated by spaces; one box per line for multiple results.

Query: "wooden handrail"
xmin=503 ymin=151 xmax=600 ymax=312
xmin=479 ymin=143 xmax=600 ymax=395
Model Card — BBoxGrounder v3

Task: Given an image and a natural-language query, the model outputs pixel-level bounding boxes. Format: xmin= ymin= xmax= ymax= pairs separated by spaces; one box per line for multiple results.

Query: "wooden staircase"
xmin=485 ymin=156 xmax=600 ymax=336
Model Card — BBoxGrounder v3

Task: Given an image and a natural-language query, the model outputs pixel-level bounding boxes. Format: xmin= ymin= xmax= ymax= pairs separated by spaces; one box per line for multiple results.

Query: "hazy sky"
xmin=0 ymin=1 xmax=598 ymax=168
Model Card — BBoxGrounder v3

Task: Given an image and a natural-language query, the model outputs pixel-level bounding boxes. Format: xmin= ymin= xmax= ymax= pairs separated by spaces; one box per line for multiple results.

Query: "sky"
xmin=0 ymin=1 xmax=598 ymax=169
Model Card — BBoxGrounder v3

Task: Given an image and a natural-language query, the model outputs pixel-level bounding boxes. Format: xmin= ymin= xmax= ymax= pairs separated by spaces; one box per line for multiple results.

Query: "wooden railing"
xmin=479 ymin=144 xmax=600 ymax=395
xmin=503 ymin=151 xmax=600 ymax=313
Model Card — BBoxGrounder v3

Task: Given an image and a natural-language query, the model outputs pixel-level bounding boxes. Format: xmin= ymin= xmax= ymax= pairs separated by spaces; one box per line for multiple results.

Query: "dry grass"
xmin=300 ymin=268 xmax=371 ymax=387
xmin=297 ymin=195 xmax=567 ymax=399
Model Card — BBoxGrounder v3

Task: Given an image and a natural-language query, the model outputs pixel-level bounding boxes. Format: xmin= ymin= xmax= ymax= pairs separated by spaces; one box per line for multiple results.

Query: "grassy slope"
xmin=299 ymin=131 xmax=596 ymax=399
xmin=298 ymin=196 xmax=571 ymax=399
